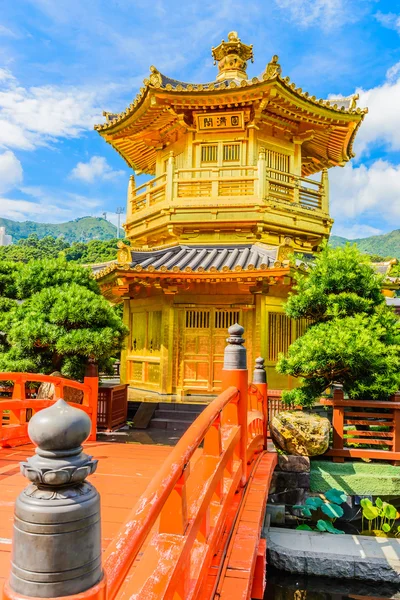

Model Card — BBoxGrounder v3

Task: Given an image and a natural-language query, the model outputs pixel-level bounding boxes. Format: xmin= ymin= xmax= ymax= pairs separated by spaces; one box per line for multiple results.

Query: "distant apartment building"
xmin=0 ymin=227 xmax=12 ymax=246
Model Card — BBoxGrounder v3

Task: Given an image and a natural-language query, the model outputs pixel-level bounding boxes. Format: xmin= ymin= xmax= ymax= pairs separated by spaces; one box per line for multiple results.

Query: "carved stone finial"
xmin=253 ymin=357 xmax=267 ymax=384
xmin=223 ymin=323 xmax=247 ymax=370
xmin=21 ymin=399 xmax=97 ymax=487
xmin=9 ymin=400 xmax=102 ymax=597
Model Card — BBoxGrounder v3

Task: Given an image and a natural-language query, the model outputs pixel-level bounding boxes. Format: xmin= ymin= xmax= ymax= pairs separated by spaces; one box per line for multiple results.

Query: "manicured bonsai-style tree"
xmin=0 ymin=259 xmax=128 ymax=380
xmin=276 ymin=244 xmax=400 ymax=407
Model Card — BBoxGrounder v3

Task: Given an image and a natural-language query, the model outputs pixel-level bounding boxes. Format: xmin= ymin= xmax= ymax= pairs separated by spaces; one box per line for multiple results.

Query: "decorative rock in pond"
xmin=277 ymin=454 xmax=310 ymax=472
xmin=270 ymin=410 xmax=331 ymax=456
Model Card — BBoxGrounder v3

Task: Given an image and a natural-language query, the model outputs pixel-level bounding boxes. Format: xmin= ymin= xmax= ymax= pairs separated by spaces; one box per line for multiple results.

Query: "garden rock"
xmin=36 ymin=372 xmax=84 ymax=405
xmin=277 ymin=455 xmax=310 ymax=472
xmin=270 ymin=411 xmax=330 ymax=456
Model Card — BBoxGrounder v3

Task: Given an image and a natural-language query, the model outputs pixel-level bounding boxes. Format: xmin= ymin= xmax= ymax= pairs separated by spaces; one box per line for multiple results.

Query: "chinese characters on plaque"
xmin=197 ymin=112 xmax=244 ymax=132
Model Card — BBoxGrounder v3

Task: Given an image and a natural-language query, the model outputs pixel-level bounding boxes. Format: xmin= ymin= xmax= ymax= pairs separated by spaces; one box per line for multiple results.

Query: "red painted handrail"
xmin=0 ymin=372 xmax=98 ymax=445
xmin=103 ymin=385 xmax=241 ymax=600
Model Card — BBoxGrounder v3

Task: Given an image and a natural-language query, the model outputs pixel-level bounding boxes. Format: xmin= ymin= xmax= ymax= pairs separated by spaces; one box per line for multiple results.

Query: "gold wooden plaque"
xmin=197 ymin=111 xmax=244 ymax=132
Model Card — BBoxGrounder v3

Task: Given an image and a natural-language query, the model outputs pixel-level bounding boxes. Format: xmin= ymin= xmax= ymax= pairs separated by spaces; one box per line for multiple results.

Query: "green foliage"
xmin=330 ymin=229 xmax=400 ymax=261
xmin=0 ymin=216 xmax=118 ymax=244
xmin=277 ymin=244 xmax=400 ymax=407
xmin=360 ymin=498 xmax=400 ymax=536
xmin=64 ymin=239 xmax=120 ymax=264
xmin=294 ymin=488 xmax=346 ymax=534
xmin=0 ymin=234 xmax=121 ymax=265
xmin=285 ymin=244 xmax=385 ymax=322
xmin=0 ymin=259 xmax=128 ymax=380
xmin=15 ymin=258 xmax=100 ymax=298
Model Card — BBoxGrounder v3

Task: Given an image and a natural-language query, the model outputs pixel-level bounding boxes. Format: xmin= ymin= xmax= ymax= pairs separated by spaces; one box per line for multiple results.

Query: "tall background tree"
xmin=277 ymin=245 xmax=400 ymax=407
xmin=0 ymin=259 xmax=127 ymax=380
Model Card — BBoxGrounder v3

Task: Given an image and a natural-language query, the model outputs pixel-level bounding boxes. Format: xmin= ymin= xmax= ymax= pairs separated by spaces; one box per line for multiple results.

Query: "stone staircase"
xmin=149 ymin=403 xmax=205 ymax=431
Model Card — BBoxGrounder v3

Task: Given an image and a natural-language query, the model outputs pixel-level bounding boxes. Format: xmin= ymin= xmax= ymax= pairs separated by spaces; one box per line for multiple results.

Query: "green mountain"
xmin=330 ymin=230 xmax=400 ymax=260
xmin=0 ymin=217 xmax=117 ymax=244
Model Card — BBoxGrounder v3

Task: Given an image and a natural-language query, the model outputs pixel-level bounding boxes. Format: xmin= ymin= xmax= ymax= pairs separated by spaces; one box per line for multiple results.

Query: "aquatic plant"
xmin=294 ymin=488 xmax=347 ymax=534
xmin=361 ymin=498 xmax=400 ymax=537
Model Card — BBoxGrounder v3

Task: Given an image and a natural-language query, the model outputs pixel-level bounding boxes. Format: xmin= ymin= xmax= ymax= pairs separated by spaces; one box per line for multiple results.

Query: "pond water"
xmin=264 ymin=567 xmax=400 ymax=599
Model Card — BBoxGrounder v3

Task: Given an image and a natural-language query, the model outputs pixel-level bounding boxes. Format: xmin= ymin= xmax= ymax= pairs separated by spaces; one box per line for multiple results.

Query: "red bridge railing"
xmin=103 ymin=326 xmax=268 ymax=600
xmin=2 ymin=325 xmax=270 ymax=600
xmin=0 ymin=371 xmax=98 ymax=446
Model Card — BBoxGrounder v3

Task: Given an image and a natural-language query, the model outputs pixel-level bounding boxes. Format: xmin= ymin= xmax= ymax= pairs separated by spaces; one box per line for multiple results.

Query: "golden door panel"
xmin=131 ymin=312 xmax=146 ymax=355
xmin=129 ymin=309 xmax=162 ymax=388
xmin=180 ymin=308 xmax=242 ymax=393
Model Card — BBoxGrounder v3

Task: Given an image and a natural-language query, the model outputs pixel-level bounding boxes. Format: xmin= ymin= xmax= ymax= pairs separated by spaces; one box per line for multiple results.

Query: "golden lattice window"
xmin=201 ymin=145 xmax=218 ymax=163
xmin=223 ymin=143 xmax=240 ymax=162
xmin=268 ymin=312 xmax=292 ymax=362
xmin=265 ymin=148 xmax=290 ymax=183
xmin=185 ymin=310 xmax=211 ymax=328
xmin=296 ymin=317 xmax=312 ymax=339
xmin=215 ymin=310 xmax=240 ymax=329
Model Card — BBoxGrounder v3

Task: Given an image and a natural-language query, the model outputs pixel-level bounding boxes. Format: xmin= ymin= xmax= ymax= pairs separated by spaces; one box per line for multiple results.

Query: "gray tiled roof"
xmin=129 ymin=244 xmax=279 ymax=272
xmin=386 ymin=297 xmax=400 ymax=307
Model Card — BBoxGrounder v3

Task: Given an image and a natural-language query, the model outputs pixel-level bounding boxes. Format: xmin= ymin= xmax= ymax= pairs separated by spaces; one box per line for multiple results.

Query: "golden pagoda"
xmin=94 ymin=32 xmax=366 ymax=399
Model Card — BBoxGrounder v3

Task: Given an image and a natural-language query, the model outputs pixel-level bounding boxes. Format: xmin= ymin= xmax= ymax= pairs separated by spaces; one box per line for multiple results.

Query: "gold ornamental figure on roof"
xmin=211 ymin=31 xmax=254 ymax=81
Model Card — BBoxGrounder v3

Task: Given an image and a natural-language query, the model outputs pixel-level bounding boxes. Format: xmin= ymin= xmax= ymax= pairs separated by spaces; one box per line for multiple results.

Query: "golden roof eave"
xmin=95 ymin=61 xmax=367 ymax=175
xmin=95 ymin=65 xmax=366 ymax=135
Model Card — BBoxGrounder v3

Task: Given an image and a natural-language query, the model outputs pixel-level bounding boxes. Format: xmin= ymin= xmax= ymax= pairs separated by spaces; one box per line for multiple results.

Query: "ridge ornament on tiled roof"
xmin=211 ymin=31 xmax=254 ymax=82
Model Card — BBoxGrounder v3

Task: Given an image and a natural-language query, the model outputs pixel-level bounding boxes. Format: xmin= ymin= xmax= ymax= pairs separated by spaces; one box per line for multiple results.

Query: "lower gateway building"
xmin=94 ymin=32 xmax=366 ymax=400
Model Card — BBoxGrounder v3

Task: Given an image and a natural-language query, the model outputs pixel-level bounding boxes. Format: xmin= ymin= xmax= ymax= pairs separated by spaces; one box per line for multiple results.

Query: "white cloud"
xmin=0 ymin=187 xmax=104 ymax=223
xmin=0 ymin=150 xmax=23 ymax=193
xmin=331 ymin=223 xmax=383 ymax=240
xmin=375 ymin=11 xmax=400 ymax=34
xmin=386 ymin=61 xmax=400 ymax=83
xmin=330 ymin=160 xmax=400 ymax=229
xmin=0 ymin=69 xmax=104 ymax=151
xmin=274 ymin=0 xmax=357 ymax=29
xmin=352 ymin=68 xmax=400 ymax=156
xmin=70 ymin=156 xmax=125 ymax=183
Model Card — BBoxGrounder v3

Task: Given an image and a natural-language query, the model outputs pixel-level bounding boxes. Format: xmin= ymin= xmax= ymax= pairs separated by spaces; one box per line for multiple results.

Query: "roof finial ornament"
xmin=211 ymin=31 xmax=253 ymax=82
xmin=148 ymin=65 xmax=162 ymax=88
xmin=263 ymin=54 xmax=281 ymax=80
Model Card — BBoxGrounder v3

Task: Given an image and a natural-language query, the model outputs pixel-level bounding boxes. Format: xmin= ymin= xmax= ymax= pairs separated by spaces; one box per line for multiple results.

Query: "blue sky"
xmin=0 ymin=0 xmax=400 ymax=238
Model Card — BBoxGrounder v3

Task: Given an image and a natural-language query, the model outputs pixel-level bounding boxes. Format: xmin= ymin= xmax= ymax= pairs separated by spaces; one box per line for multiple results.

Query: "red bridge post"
xmin=221 ymin=323 xmax=249 ymax=486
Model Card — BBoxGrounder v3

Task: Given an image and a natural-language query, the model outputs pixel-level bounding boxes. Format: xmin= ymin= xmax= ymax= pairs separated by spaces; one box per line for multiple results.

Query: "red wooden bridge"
xmin=0 ymin=326 xmax=277 ymax=600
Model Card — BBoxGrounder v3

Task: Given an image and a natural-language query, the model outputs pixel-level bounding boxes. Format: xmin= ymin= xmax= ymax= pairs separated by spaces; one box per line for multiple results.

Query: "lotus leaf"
xmin=361 ymin=503 xmax=380 ymax=521
xmin=325 ymin=488 xmax=347 ymax=504
xmin=316 ymin=520 xmax=328 ymax=532
xmin=321 ymin=520 xmax=344 ymax=534
xmin=305 ymin=497 xmax=324 ymax=509
xmin=296 ymin=524 xmax=313 ymax=531
xmin=382 ymin=523 xmax=391 ymax=533
xmin=321 ymin=502 xmax=344 ymax=519
xmin=383 ymin=503 xmax=397 ymax=520
xmin=375 ymin=497 xmax=383 ymax=508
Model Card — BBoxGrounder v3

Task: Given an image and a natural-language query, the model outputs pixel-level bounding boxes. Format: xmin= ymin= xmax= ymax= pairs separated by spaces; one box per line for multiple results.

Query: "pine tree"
xmin=0 ymin=259 xmax=127 ymax=380
xmin=276 ymin=244 xmax=400 ymax=407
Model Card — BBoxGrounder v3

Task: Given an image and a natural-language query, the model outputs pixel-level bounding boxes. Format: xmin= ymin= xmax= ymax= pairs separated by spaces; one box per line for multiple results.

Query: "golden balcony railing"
xmin=127 ymin=151 xmax=329 ymax=217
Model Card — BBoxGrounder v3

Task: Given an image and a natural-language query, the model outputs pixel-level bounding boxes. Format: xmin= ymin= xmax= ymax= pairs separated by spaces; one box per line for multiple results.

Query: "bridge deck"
xmin=0 ymin=441 xmax=172 ymax=586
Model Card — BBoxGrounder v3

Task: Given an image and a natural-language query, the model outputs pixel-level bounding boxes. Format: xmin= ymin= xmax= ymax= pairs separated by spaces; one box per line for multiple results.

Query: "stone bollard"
xmin=223 ymin=323 xmax=247 ymax=370
xmin=252 ymin=357 xmax=268 ymax=448
xmin=222 ymin=324 xmax=248 ymax=485
xmin=6 ymin=399 xmax=102 ymax=599
xmin=253 ymin=356 xmax=267 ymax=384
